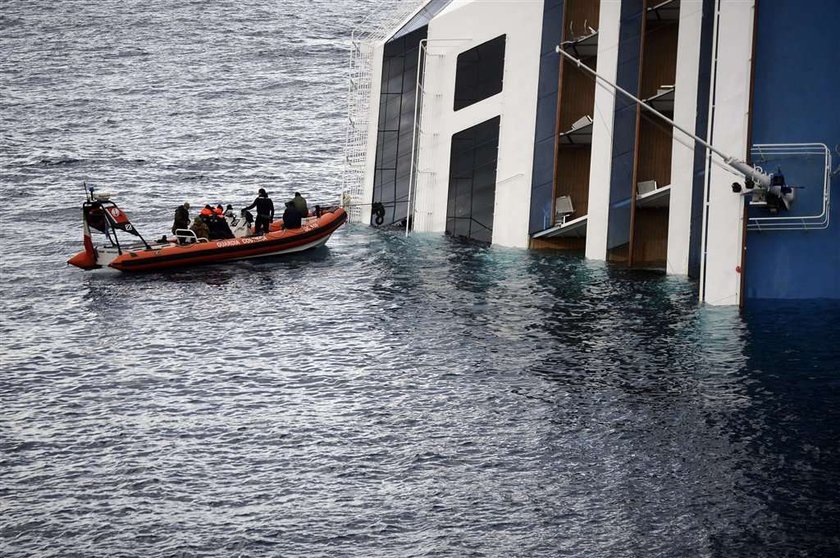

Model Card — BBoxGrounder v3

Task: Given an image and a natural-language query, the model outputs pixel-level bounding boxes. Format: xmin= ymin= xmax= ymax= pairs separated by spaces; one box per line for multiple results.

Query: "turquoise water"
xmin=2 ymin=1 xmax=839 ymax=556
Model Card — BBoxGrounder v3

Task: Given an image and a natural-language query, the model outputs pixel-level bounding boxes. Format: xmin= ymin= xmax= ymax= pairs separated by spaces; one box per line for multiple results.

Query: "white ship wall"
xmin=411 ymin=0 xmax=545 ymax=248
xmin=666 ymin=2 xmax=705 ymax=276
xmin=359 ymin=41 xmax=385 ymax=227
xmin=574 ymin=0 xmax=755 ymax=305
xmin=358 ymin=0 xmax=762 ymax=305
xmin=700 ymin=0 xmax=755 ymax=306
xmin=584 ymin=0 xmax=622 ymax=261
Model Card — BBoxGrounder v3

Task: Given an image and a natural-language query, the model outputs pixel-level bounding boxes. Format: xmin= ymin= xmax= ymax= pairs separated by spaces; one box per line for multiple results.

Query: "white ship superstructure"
xmin=345 ymin=0 xmax=839 ymax=305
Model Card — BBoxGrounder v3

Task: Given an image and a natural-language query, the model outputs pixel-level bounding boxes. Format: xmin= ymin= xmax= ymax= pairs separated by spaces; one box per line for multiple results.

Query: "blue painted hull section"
xmin=745 ymin=0 xmax=840 ymax=300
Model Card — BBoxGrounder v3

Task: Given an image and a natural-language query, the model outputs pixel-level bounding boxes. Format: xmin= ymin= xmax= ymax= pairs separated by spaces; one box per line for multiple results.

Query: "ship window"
xmin=446 ymin=116 xmax=500 ymax=243
xmin=454 ymin=35 xmax=506 ymax=111
xmin=371 ymin=27 xmax=428 ymax=227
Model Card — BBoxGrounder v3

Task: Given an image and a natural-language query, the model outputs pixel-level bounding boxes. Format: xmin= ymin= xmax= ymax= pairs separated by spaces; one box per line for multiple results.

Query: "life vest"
xmin=200 ymin=207 xmax=213 ymax=217
xmin=214 ymin=207 xmax=224 ymax=216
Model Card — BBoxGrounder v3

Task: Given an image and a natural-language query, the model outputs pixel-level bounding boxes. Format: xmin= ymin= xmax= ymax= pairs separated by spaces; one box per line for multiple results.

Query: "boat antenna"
xmin=554 ymin=45 xmax=772 ymax=190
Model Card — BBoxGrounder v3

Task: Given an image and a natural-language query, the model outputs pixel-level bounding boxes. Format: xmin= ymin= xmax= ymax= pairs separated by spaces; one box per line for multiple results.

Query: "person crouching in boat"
xmin=282 ymin=201 xmax=302 ymax=229
xmin=207 ymin=211 xmax=234 ymax=240
xmin=291 ymin=192 xmax=308 ymax=217
xmin=171 ymin=202 xmax=190 ymax=235
xmin=190 ymin=216 xmax=210 ymax=241
xmin=243 ymin=188 xmax=274 ymax=236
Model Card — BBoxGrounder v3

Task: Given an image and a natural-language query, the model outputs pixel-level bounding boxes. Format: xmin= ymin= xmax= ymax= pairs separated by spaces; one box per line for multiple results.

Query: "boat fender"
xmin=372 ymin=202 xmax=386 ymax=226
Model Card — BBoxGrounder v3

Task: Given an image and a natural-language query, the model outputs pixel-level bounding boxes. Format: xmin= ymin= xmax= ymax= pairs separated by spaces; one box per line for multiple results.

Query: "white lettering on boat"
xmin=215 ymin=237 xmax=265 ymax=248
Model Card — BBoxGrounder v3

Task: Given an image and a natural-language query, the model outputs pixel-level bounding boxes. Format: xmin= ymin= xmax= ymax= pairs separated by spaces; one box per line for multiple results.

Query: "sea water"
xmin=1 ymin=1 xmax=839 ymax=556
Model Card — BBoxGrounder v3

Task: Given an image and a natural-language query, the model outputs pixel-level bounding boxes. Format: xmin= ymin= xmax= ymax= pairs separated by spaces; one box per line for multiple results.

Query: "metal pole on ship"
xmin=553 ymin=44 xmax=771 ymax=189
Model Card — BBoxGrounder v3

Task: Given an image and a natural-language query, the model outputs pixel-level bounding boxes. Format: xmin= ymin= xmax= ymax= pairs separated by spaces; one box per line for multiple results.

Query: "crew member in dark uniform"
xmin=207 ymin=212 xmax=235 ymax=239
xmin=171 ymin=202 xmax=190 ymax=234
xmin=243 ymin=188 xmax=274 ymax=235
xmin=291 ymin=192 xmax=308 ymax=217
xmin=282 ymin=201 xmax=302 ymax=229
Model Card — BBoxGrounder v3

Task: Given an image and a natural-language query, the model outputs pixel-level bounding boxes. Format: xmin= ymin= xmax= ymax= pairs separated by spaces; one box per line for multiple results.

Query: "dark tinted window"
xmin=446 ymin=116 xmax=500 ymax=243
xmin=454 ymin=35 xmax=506 ymax=111
xmin=371 ymin=27 xmax=427 ymax=226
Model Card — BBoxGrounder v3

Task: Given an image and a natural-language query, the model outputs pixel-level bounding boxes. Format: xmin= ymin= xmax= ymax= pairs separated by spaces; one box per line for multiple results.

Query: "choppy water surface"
xmin=2 ymin=1 xmax=839 ymax=557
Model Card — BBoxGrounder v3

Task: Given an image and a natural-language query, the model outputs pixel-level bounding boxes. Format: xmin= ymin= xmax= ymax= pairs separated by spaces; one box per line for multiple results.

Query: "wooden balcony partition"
xmin=629 ymin=0 xmax=680 ymax=268
xmin=548 ymin=0 xmax=601 ymax=245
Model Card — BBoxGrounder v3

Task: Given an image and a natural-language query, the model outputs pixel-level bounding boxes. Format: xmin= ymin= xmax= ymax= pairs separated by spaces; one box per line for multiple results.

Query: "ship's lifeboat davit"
xmin=68 ymin=189 xmax=347 ymax=272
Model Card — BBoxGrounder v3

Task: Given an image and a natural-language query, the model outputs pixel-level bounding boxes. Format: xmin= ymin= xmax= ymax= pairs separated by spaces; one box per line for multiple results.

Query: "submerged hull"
xmin=70 ymin=208 xmax=347 ymax=272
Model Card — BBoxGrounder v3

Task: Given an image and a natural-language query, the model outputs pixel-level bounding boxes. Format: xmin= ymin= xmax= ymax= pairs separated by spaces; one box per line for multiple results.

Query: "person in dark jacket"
xmin=243 ymin=188 xmax=274 ymax=235
xmin=207 ymin=213 xmax=234 ymax=239
xmin=190 ymin=216 xmax=209 ymax=240
xmin=291 ymin=192 xmax=308 ymax=217
xmin=171 ymin=202 xmax=190 ymax=234
xmin=282 ymin=201 xmax=302 ymax=229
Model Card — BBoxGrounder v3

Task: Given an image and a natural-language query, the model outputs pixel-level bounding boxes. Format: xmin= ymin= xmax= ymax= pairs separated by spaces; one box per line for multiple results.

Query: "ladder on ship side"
xmin=343 ymin=0 xmax=427 ymax=223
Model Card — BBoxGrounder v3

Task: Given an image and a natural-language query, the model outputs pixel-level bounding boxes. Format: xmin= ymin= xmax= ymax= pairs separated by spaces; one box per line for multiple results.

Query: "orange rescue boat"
xmin=68 ymin=188 xmax=346 ymax=272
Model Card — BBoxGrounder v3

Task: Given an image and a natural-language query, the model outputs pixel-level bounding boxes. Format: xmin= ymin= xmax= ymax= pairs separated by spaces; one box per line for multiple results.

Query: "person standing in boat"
xmin=243 ymin=188 xmax=274 ymax=235
xmin=291 ymin=192 xmax=308 ymax=217
xmin=171 ymin=202 xmax=190 ymax=235
xmin=281 ymin=201 xmax=302 ymax=229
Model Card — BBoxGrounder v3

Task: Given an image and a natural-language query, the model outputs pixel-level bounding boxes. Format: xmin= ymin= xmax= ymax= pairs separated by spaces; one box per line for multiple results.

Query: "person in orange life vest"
xmin=214 ymin=204 xmax=225 ymax=216
xmin=243 ymin=188 xmax=274 ymax=235
xmin=197 ymin=205 xmax=218 ymax=239
xmin=203 ymin=205 xmax=234 ymax=240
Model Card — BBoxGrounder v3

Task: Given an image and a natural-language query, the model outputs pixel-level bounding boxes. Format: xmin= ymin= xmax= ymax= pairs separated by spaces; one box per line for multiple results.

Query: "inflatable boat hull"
xmin=69 ymin=208 xmax=347 ymax=272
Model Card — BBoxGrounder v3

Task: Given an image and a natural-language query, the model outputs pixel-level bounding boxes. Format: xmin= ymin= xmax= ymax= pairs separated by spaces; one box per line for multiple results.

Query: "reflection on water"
xmin=2 ymin=0 xmax=838 ymax=552
xmin=2 ymin=228 xmax=839 ymax=557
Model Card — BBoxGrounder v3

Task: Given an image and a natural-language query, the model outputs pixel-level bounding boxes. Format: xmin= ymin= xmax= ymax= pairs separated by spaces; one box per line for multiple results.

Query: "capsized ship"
xmin=68 ymin=188 xmax=347 ymax=272
xmin=343 ymin=0 xmax=839 ymax=305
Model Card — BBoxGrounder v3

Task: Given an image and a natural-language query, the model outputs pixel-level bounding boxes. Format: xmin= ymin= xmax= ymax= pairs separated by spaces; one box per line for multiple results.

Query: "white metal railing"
xmin=747 ymin=143 xmax=832 ymax=231
xmin=343 ymin=0 xmax=428 ymax=223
